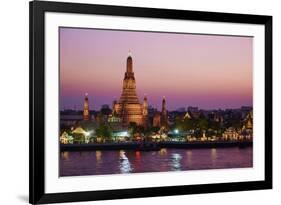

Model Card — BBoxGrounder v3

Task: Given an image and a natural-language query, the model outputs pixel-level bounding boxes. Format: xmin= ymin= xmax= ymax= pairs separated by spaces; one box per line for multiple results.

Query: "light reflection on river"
xmin=60 ymin=147 xmax=252 ymax=176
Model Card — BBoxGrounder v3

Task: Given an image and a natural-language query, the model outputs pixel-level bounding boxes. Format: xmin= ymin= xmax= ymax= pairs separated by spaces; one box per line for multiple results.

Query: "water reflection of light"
xmin=119 ymin=151 xmax=132 ymax=173
xmin=135 ymin=151 xmax=141 ymax=160
xmin=211 ymin=148 xmax=217 ymax=166
xmin=159 ymin=148 xmax=167 ymax=156
xmin=171 ymin=153 xmax=182 ymax=171
xmin=61 ymin=151 xmax=69 ymax=160
xmin=119 ymin=150 xmax=126 ymax=159
xmin=186 ymin=150 xmax=192 ymax=164
xmin=211 ymin=148 xmax=217 ymax=160
xmin=96 ymin=151 xmax=102 ymax=162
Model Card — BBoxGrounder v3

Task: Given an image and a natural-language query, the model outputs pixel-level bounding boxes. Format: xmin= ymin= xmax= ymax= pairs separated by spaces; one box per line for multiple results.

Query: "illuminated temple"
xmin=113 ymin=53 xmax=148 ymax=126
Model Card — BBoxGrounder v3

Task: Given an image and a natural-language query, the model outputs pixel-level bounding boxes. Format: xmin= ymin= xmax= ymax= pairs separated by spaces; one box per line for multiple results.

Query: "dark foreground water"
xmin=60 ymin=147 xmax=252 ymax=176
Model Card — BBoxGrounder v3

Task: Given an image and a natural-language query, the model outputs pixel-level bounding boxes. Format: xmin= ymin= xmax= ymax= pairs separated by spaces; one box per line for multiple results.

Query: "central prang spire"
xmin=113 ymin=52 xmax=145 ymax=126
xmin=125 ymin=51 xmax=134 ymax=79
xmin=121 ymin=52 xmax=138 ymax=101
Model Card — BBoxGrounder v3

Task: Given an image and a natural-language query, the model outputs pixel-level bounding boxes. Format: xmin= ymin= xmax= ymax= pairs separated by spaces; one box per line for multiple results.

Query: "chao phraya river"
xmin=60 ymin=147 xmax=252 ymax=176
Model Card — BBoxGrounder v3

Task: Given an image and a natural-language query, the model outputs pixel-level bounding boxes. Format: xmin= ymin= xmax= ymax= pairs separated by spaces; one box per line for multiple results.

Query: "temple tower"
xmin=143 ymin=95 xmax=148 ymax=116
xmin=114 ymin=52 xmax=144 ymax=126
xmin=83 ymin=93 xmax=90 ymax=121
xmin=161 ymin=96 xmax=168 ymax=127
xmin=142 ymin=95 xmax=148 ymax=127
xmin=126 ymin=51 xmax=133 ymax=73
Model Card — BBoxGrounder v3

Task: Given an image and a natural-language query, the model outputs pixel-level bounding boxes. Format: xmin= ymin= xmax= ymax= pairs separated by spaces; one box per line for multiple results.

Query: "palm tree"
xmin=96 ymin=124 xmax=112 ymax=142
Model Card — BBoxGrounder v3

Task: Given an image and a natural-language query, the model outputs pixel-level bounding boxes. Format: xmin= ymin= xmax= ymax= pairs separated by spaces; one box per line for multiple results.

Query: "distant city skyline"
xmin=60 ymin=27 xmax=253 ymax=111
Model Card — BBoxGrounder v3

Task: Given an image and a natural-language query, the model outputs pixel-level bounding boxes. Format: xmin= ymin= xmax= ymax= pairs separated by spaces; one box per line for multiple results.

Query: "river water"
xmin=60 ymin=147 xmax=252 ymax=176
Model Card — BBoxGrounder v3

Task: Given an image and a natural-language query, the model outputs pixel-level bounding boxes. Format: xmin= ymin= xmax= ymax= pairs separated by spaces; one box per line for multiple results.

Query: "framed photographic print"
xmin=29 ymin=0 xmax=272 ymax=204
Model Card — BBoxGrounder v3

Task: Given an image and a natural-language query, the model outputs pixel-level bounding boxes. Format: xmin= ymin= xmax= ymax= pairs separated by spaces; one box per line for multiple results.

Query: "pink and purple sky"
xmin=60 ymin=27 xmax=253 ymax=111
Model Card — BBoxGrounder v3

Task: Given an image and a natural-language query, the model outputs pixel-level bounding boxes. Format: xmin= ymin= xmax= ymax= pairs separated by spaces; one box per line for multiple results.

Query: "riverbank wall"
xmin=60 ymin=141 xmax=253 ymax=151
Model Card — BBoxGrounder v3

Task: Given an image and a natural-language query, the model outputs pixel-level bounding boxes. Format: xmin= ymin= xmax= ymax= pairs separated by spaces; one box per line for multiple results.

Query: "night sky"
xmin=60 ymin=27 xmax=253 ymax=111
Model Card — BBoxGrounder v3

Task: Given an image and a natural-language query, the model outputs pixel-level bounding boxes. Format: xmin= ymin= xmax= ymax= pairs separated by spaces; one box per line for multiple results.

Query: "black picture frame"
xmin=29 ymin=0 xmax=272 ymax=204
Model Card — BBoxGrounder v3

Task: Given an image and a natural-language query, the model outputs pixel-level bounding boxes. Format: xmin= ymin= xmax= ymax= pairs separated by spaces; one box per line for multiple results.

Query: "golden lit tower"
xmin=114 ymin=52 xmax=144 ymax=126
xmin=161 ymin=96 xmax=167 ymax=115
xmin=126 ymin=51 xmax=133 ymax=73
xmin=143 ymin=95 xmax=148 ymax=116
xmin=83 ymin=93 xmax=90 ymax=121
xmin=142 ymin=95 xmax=148 ymax=127
xmin=161 ymin=96 xmax=168 ymax=127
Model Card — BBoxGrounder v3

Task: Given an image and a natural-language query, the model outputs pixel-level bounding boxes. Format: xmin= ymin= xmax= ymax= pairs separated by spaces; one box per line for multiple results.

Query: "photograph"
xmin=59 ymin=27 xmax=254 ymax=177
xmin=28 ymin=1 xmax=272 ymax=203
